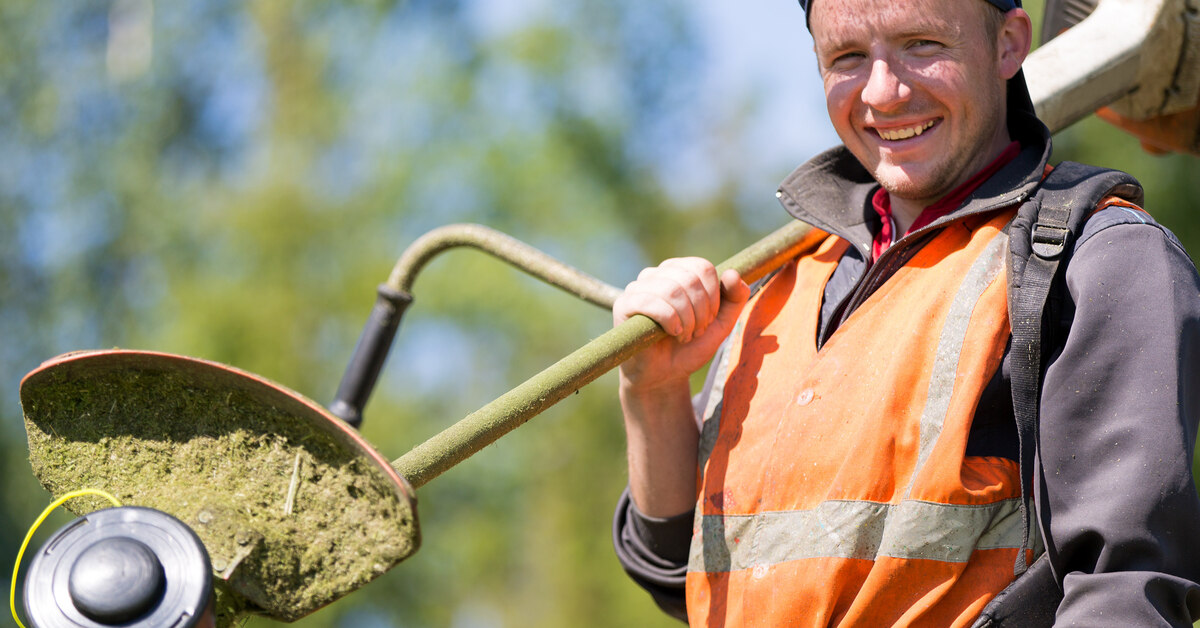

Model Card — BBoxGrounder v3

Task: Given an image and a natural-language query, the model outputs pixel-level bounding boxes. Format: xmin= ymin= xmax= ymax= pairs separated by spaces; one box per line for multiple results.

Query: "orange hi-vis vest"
xmin=686 ymin=209 xmax=1034 ymax=627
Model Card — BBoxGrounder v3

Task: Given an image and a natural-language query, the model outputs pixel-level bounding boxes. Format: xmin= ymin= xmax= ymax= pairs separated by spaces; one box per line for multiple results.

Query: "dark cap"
xmin=799 ymin=0 xmax=1021 ymax=19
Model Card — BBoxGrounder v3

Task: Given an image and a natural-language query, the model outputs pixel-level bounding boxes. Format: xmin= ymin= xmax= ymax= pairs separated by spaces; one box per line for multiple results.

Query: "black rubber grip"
xmin=329 ymin=284 xmax=413 ymax=428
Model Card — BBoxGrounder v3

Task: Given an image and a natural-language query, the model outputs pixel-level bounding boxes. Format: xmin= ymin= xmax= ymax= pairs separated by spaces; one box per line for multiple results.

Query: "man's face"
xmin=810 ymin=0 xmax=1026 ymax=207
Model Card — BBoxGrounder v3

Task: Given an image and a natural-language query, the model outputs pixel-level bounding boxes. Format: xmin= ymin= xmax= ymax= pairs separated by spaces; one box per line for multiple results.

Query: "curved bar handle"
xmin=330 ymin=224 xmax=623 ymax=428
xmin=386 ymin=223 xmax=623 ymax=307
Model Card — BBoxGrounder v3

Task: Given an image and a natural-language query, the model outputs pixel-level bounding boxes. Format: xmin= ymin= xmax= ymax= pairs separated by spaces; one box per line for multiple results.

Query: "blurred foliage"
xmin=1 ymin=1 xmax=752 ymax=627
xmin=2 ymin=1 xmax=1198 ymax=627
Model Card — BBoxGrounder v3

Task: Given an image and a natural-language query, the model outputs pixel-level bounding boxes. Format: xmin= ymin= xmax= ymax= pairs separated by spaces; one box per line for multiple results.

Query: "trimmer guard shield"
xmin=20 ymin=350 xmax=420 ymax=626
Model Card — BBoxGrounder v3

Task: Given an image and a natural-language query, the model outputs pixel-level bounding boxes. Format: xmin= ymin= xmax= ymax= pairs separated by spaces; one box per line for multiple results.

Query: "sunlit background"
xmin=3 ymin=1 xmax=1197 ymax=627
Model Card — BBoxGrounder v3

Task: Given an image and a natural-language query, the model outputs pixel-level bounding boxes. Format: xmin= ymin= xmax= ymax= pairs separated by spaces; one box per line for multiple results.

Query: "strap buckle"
xmin=1031 ymin=223 xmax=1069 ymax=260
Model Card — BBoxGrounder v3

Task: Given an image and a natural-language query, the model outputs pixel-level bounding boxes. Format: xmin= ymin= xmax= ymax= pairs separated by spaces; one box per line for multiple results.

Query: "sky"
xmin=664 ymin=2 xmax=841 ymax=213
xmin=696 ymin=2 xmax=839 ymax=164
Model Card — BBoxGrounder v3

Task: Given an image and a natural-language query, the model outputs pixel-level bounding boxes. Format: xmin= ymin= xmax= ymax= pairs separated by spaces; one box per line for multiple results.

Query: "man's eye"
xmin=909 ymin=40 xmax=942 ymax=51
xmin=829 ymin=52 xmax=865 ymax=68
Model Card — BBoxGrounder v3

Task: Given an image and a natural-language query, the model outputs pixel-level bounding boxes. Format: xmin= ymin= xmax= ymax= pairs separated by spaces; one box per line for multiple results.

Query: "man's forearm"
xmin=621 ymin=377 xmax=700 ymax=519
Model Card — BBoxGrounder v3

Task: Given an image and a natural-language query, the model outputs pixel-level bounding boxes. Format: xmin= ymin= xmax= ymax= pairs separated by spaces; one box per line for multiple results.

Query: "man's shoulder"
xmin=1065 ymin=204 xmax=1199 ymax=295
xmin=1074 ymin=202 xmax=1186 ymax=253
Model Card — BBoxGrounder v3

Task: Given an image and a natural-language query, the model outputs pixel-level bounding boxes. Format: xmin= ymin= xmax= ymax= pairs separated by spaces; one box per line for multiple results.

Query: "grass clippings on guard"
xmin=21 ymin=352 xmax=419 ymax=626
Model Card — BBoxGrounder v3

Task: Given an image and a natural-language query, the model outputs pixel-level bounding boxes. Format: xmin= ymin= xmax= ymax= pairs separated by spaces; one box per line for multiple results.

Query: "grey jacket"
xmin=612 ymin=111 xmax=1200 ymax=625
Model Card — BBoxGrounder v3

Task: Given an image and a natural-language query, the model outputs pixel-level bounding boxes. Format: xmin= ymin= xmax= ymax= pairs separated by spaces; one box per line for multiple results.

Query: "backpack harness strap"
xmin=1005 ymin=161 xmax=1143 ymax=579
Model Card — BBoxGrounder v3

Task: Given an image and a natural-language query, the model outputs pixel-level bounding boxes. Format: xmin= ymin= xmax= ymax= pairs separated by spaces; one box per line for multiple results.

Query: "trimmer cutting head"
xmin=20 ymin=350 xmax=420 ymax=626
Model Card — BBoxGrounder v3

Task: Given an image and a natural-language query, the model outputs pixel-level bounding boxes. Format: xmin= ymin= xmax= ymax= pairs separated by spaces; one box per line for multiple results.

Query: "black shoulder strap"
xmin=1006 ymin=161 xmax=1143 ymax=580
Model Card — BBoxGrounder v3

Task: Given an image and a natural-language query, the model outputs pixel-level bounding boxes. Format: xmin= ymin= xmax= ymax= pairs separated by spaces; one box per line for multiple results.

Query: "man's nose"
xmin=861 ymin=58 xmax=911 ymax=111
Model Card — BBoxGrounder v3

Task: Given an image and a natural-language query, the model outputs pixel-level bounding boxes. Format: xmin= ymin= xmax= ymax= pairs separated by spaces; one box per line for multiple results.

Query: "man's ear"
xmin=998 ymin=9 xmax=1033 ymax=80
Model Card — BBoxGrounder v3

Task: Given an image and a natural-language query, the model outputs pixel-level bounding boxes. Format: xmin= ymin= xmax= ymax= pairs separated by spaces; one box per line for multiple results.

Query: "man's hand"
xmin=614 ymin=257 xmax=749 ymax=518
xmin=614 ymin=257 xmax=750 ymax=391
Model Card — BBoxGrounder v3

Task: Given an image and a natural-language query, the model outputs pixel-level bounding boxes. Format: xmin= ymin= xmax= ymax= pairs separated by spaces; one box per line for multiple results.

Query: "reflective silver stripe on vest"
xmin=691 ymin=230 xmax=1015 ymax=574
xmin=689 ymin=498 xmax=1023 ymax=572
xmin=904 ymin=230 xmax=1009 ymax=498
xmin=698 ymin=319 xmax=741 ymax=473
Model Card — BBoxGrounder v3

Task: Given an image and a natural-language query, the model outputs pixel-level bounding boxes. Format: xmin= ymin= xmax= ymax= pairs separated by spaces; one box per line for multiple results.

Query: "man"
xmin=611 ymin=0 xmax=1200 ymax=625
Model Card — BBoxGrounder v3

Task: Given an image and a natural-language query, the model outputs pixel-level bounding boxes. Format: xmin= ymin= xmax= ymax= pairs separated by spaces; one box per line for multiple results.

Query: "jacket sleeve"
xmin=1038 ymin=214 xmax=1200 ymax=625
xmin=612 ymin=487 xmax=691 ymax=622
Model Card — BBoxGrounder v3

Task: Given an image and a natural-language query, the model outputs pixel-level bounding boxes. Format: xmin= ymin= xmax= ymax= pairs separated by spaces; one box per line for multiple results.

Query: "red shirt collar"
xmin=870 ymin=141 xmax=1021 ymax=262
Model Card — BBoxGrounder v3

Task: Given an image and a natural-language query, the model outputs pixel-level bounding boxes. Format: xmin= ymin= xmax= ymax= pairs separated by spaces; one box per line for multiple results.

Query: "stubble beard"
xmin=872 ymin=98 xmax=1007 ymax=208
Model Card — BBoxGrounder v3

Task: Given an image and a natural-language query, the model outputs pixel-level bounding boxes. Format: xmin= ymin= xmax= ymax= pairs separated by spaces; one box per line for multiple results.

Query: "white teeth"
xmin=878 ymin=120 xmax=935 ymax=141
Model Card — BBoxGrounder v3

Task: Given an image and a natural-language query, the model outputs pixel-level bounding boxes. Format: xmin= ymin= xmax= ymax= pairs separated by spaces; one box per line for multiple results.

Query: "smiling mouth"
xmin=875 ymin=119 xmax=937 ymax=141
